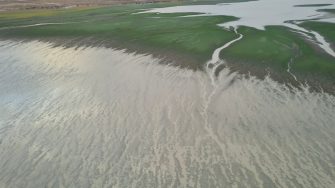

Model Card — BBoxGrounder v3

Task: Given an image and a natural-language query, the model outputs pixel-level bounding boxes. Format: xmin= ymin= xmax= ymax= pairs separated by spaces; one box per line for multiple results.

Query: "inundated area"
xmin=0 ymin=40 xmax=334 ymax=187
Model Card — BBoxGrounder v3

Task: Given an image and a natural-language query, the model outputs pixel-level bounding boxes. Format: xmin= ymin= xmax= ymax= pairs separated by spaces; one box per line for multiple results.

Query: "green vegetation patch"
xmin=300 ymin=21 xmax=335 ymax=43
xmin=0 ymin=3 xmax=237 ymax=66
xmin=0 ymin=2 xmax=334 ymax=84
xmin=223 ymin=25 xmax=335 ymax=79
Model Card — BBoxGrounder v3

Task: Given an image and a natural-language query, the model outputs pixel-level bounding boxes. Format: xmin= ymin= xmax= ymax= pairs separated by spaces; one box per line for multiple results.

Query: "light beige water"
xmin=0 ymin=40 xmax=335 ymax=188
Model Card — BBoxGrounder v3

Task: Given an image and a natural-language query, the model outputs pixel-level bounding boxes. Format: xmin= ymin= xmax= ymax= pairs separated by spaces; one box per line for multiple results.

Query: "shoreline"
xmin=0 ymin=0 xmax=175 ymax=12
xmin=225 ymin=58 xmax=335 ymax=95
xmin=0 ymin=36 xmax=203 ymax=69
xmin=1 ymin=36 xmax=334 ymax=95
xmin=0 ymin=2 xmax=334 ymax=95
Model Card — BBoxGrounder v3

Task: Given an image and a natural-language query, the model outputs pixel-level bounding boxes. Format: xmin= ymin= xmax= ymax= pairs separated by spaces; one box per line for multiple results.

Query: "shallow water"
xmin=144 ymin=0 xmax=335 ymax=29
xmin=143 ymin=0 xmax=335 ymax=58
xmin=0 ymin=40 xmax=335 ymax=188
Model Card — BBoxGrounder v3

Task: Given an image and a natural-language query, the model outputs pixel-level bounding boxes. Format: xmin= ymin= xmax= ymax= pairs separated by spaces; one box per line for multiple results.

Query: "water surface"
xmin=0 ymin=40 xmax=335 ymax=187
xmin=144 ymin=0 xmax=335 ymax=58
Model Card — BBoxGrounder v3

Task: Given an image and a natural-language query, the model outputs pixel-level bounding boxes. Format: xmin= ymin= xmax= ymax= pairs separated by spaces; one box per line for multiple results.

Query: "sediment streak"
xmin=201 ymin=27 xmax=243 ymax=151
xmin=206 ymin=27 xmax=244 ymax=86
xmin=284 ymin=23 xmax=335 ymax=58
xmin=283 ymin=22 xmax=335 ymax=82
xmin=287 ymin=57 xmax=298 ymax=82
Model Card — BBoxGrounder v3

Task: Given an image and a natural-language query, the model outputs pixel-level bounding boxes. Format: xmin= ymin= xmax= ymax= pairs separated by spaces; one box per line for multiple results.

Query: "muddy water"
xmin=0 ymin=40 xmax=335 ymax=188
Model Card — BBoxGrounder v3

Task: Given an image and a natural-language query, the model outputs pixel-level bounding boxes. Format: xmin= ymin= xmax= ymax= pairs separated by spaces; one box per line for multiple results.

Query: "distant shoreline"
xmin=2 ymin=36 xmax=334 ymax=95
xmin=0 ymin=0 xmax=175 ymax=12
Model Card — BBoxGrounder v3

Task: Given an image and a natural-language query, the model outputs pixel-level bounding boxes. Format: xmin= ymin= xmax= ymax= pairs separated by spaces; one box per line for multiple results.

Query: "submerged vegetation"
xmin=224 ymin=26 xmax=335 ymax=78
xmin=0 ymin=2 xmax=334 ymax=89
xmin=0 ymin=3 xmax=237 ymax=67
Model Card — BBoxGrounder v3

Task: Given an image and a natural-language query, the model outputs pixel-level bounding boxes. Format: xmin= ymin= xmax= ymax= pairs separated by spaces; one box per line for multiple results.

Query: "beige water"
xmin=0 ymin=40 xmax=335 ymax=188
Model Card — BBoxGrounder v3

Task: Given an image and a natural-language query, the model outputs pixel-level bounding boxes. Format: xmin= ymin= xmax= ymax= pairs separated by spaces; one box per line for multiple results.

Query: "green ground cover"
xmin=223 ymin=26 xmax=335 ymax=77
xmin=0 ymin=3 xmax=237 ymax=66
xmin=0 ymin=2 xmax=334 ymax=81
xmin=301 ymin=21 xmax=335 ymax=43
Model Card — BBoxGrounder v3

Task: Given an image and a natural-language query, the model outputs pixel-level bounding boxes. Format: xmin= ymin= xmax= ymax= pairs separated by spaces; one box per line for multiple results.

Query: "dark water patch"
xmin=295 ymin=4 xmax=333 ymax=7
